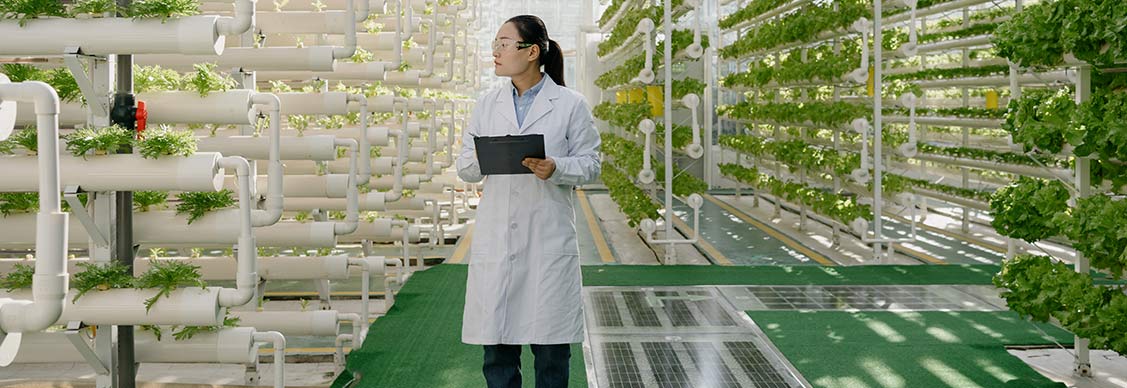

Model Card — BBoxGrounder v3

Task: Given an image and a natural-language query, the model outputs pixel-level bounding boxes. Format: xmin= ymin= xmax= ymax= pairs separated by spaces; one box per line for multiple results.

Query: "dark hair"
xmin=505 ymin=15 xmax=565 ymax=87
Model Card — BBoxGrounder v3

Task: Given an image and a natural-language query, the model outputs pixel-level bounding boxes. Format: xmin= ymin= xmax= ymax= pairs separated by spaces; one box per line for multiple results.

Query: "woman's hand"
xmin=522 ymin=157 xmax=556 ymax=180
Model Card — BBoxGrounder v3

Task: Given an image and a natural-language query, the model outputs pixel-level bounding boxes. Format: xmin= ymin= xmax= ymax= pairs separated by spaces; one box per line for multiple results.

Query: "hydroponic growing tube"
xmin=139 ymin=90 xmax=257 ymax=125
xmin=197 ymin=135 xmax=338 ymax=161
xmin=0 ymin=152 xmax=225 ymax=192
xmin=0 ymin=16 xmax=228 ymax=56
xmin=136 ymin=46 xmax=338 ymax=72
xmin=135 ymin=256 xmax=353 ymax=281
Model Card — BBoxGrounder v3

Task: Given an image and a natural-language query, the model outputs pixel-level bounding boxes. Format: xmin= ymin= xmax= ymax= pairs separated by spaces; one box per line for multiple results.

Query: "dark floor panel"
xmin=623 ymin=291 xmax=662 ymax=327
xmin=643 ymin=342 xmax=691 ymax=388
xmin=725 ymin=341 xmax=792 ymax=388
xmin=592 ymin=291 xmax=624 ymax=327
xmin=603 ymin=342 xmax=644 ymax=388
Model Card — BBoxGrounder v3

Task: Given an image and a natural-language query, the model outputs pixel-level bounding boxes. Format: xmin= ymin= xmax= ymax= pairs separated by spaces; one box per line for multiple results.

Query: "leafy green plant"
xmin=1 ymin=64 xmax=82 ymax=103
xmin=1060 ymin=195 xmax=1127 ymax=276
xmin=3 ymin=128 xmax=37 ymax=153
xmin=885 ymin=65 xmax=1010 ymax=83
xmin=349 ymin=47 xmax=375 ymax=63
xmin=601 ymin=160 xmax=660 ymax=227
xmin=918 ymin=22 xmax=998 ymax=44
xmin=994 ymin=254 xmax=1127 ymax=355
xmin=133 ymin=64 xmax=183 ymax=93
xmin=63 ymin=125 xmax=134 ymax=157
xmin=71 ymin=0 xmax=118 ymax=16
xmin=137 ymin=127 xmax=197 ymax=158
xmin=593 ymin=102 xmax=652 ymax=130
xmin=916 ymin=143 xmax=1067 ymax=168
xmin=1 ymin=63 xmax=42 ymax=82
xmin=45 ymin=67 xmax=82 ymax=103
xmin=0 ymin=192 xmax=38 ymax=216
xmin=1 ymin=262 xmax=34 ymax=291
xmin=718 ymin=100 xmax=870 ymax=128
xmin=598 ymin=0 xmax=628 ymax=27
xmin=719 ymin=162 xmax=873 ymax=225
xmin=718 ymin=0 xmax=786 ymax=29
xmin=134 ymin=191 xmax=169 ymax=211
xmin=72 ymin=261 xmax=135 ymax=303
xmin=995 ymin=0 xmax=1127 ymax=68
xmin=170 ymin=311 xmax=239 ymax=340
xmin=183 ymin=63 xmax=235 ymax=97
xmin=0 ymin=0 xmax=67 ymax=26
xmin=125 ymin=0 xmax=198 ymax=20
xmin=135 ymin=259 xmax=206 ymax=312
xmin=597 ymin=0 xmax=678 ymax=57
xmin=719 ymin=0 xmax=869 ymax=60
xmin=175 ymin=190 xmax=236 ymax=224
xmin=988 ymin=177 xmax=1070 ymax=243
xmin=1003 ymin=87 xmax=1074 ymax=154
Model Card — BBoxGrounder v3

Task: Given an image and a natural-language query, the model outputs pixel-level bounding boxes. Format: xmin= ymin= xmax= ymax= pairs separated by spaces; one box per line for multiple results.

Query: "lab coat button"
xmin=509 ymin=254 xmax=516 ymax=261
xmin=510 ymin=222 xmax=518 ymax=230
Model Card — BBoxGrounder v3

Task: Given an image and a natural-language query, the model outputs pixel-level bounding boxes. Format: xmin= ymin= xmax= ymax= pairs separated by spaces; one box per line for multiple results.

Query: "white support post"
xmin=1073 ymin=64 xmax=1093 ymax=377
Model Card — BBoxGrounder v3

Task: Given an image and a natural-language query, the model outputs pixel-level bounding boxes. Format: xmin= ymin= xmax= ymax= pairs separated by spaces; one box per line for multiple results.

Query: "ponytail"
xmin=544 ymin=39 xmax=565 ymax=87
xmin=505 ymin=15 xmax=565 ymax=87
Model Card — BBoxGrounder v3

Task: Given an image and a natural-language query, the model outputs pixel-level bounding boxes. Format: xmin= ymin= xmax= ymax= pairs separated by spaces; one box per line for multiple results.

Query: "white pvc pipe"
xmin=201 ymin=0 xmax=382 ymax=13
xmin=0 ymin=211 xmax=335 ymax=248
xmin=134 ymin=256 xmax=350 ymax=281
xmin=0 ymin=288 xmax=223 ymax=326
xmin=14 ymin=100 xmax=86 ymax=127
xmin=135 ymin=47 xmax=337 ymax=72
xmin=252 ymin=330 xmax=285 ymax=388
xmin=347 ymin=93 xmax=372 ymax=184
xmin=251 ymin=93 xmax=284 ymax=227
xmin=333 ymin=0 xmax=358 ymax=59
xmin=256 ymin=62 xmax=390 ymax=82
xmin=139 ymin=90 xmax=256 ymax=125
xmin=0 ymin=153 xmax=224 ymax=192
xmin=217 ymin=156 xmax=258 ymax=308
xmin=0 ymin=80 xmax=67 ymax=338
xmin=0 ymin=16 xmax=225 ymax=55
xmin=216 ymin=0 xmax=256 ymax=36
xmin=197 ymin=135 xmax=337 ymax=161
xmin=334 ymin=138 xmax=361 ymax=234
xmin=276 ymin=92 xmax=349 ymax=115
xmin=244 ymin=174 xmax=349 ymax=198
xmin=339 ymin=220 xmax=418 ymax=243
xmin=283 ymin=193 xmax=427 ymax=211
xmin=10 ymin=328 xmax=257 ymax=364
xmin=345 ymin=258 xmax=371 ymax=340
xmin=236 ymin=311 xmax=338 ymax=336
xmin=257 ymin=11 xmax=353 ymax=34
xmin=141 ymin=327 xmax=257 ymax=363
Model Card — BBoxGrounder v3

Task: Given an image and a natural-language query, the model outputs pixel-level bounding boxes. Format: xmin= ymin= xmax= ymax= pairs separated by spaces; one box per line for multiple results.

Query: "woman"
xmin=456 ymin=14 xmax=601 ymax=388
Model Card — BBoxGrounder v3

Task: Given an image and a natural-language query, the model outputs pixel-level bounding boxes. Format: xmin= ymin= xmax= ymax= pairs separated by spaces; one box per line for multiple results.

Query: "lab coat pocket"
xmin=536 ymin=251 xmax=584 ymax=338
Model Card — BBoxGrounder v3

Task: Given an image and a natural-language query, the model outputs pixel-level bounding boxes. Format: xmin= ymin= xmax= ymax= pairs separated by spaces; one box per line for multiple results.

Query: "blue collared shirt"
xmin=512 ymin=73 xmax=548 ymax=128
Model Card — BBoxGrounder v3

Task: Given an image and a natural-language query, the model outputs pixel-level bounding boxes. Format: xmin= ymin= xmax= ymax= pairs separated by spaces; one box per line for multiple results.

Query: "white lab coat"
xmin=457 ymin=76 xmax=602 ymax=345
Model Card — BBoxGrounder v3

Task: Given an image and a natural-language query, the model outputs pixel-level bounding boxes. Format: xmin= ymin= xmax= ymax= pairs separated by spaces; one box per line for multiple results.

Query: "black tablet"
xmin=473 ymin=134 xmax=547 ymax=175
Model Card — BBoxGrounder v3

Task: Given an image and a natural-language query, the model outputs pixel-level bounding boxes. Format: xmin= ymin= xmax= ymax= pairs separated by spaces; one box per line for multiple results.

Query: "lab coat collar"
xmin=495 ymin=74 xmax=562 ymax=134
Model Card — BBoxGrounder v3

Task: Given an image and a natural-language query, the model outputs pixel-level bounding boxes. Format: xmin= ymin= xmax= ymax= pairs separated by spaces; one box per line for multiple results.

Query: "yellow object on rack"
xmin=866 ymin=66 xmax=875 ymax=97
xmin=616 ymin=90 xmax=628 ymax=104
xmin=629 ymin=88 xmax=645 ymax=104
xmin=986 ymin=90 xmax=1000 ymax=109
xmin=647 ymin=85 xmax=663 ymax=117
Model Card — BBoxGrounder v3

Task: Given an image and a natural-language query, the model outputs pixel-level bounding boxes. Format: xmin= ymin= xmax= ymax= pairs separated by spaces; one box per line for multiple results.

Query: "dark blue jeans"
xmin=483 ymin=344 xmax=571 ymax=388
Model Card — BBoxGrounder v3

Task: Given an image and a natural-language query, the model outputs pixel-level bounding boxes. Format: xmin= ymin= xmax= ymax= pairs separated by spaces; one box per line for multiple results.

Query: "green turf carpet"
xmin=331 ymin=265 xmax=588 ymax=388
xmin=582 ymin=264 xmax=1002 ymax=286
xmin=748 ymin=310 xmax=1074 ymax=388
